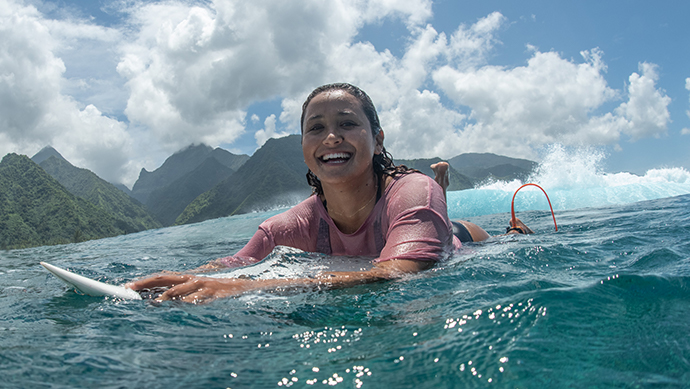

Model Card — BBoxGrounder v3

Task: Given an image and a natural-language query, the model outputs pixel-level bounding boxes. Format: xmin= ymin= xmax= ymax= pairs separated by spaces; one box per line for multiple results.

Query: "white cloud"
xmin=277 ymin=12 xmax=507 ymax=159
xmin=432 ymin=48 xmax=671 ymax=159
xmin=446 ymin=11 xmax=506 ymax=69
xmin=254 ymin=114 xmax=290 ymax=148
xmin=614 ymin=63 xmax=671 ymax=139
xmin=1 ymin=0 xmax=679 ymax=187
xmin=0 ymin=0 xmax=134 ymax=183
xmin=116 ymin=0 xmax=433 ymax=153
xmin=50 ymin=104 xmax=134 ymax=183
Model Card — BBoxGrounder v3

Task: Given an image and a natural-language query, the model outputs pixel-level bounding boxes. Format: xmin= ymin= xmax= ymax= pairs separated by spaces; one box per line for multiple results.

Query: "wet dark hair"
xmin=301 ymin=83 xmax=416 ymax=195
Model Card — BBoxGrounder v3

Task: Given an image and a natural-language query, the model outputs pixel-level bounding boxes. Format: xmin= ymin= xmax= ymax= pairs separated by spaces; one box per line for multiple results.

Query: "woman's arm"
xmin=188 ymin=256 xmax=262 ymax=273
xmin=181 ymin=226 xmax=278 ymax=273
xmin=126 ymin=259 xmax=431 ymax=303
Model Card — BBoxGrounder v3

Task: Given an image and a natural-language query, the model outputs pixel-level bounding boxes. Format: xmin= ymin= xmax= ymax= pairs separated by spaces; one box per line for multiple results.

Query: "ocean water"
xmin=2 ymin=147 xmax=690 ymax=388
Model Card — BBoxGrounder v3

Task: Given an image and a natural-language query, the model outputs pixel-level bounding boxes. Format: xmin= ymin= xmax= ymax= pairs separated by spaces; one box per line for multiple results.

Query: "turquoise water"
xmin=2 ymin=149 xmax=690 ymax=388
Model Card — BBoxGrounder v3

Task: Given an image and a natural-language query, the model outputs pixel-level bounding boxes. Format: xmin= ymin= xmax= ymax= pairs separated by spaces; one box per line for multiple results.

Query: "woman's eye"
xmin=342 ymin=121 xmax=357 ymax=128
xmin=308 ymin=124 xmax=323 ymax=133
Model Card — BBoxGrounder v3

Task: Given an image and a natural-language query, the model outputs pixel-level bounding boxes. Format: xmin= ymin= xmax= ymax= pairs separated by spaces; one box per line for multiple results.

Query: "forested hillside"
xmin=38 ymin=155 xmax=162 ymax=232
xmin=128 ymin=144 xmax=249 ymax=225
xmin=176 ymin=135 xmax=311 ymax=225
xmin=145 ymin=157 xmax=235 ymax=226
xmin=131 ymin=144 xmax=249 ymax=205
xmin=0 ymin=154 xmax=122 ymax=249
xmin=448 ymin=153 xmax=536 ymax=183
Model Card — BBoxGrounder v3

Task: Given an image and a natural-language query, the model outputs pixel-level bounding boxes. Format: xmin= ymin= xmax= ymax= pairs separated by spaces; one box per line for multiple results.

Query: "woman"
xmin=128 ymin=83 xmax=529 ymax=303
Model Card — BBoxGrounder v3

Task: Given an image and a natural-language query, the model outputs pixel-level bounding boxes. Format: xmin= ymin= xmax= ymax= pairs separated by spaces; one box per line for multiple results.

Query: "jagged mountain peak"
xmin=130 ymin=143 xmax=249 ymax=206
xmin=31 ymin=146 xmax=67 ymax=165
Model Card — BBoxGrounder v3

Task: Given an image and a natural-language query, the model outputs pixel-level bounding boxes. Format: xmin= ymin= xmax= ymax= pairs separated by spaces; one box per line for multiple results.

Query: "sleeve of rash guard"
xmin=218 ymin=226 xmax=275 ymax=267
xmin=375 ymin=175 xmax=455 ymax=263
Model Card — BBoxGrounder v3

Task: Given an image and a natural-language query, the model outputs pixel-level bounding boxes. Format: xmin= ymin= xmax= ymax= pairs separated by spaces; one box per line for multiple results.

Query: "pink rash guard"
xmin=220 ymin=172 xmax=461 ymax=267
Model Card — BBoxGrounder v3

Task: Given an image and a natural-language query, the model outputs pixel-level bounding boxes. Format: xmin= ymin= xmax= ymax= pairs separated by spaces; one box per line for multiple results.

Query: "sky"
xmin=1 ymin=0 xmax=688 ymax=187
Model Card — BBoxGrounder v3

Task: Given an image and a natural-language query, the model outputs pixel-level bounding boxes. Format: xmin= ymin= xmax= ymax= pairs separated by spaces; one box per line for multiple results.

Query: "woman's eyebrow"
xmin=306 ymin=114 xmax=323 ymax=122
xmin=306 ymin=110 xmax=357 ymax=122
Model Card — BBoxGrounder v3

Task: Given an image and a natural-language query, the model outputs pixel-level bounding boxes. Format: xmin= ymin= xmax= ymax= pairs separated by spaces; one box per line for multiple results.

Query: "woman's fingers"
xmin=180 ymin=290 xmax=214 ymax=304
xmin=128 ymin=276 xmax=252 ymax=303
xmin=156 ymin=277 xmax=205 ymax=301
xmin=126 ymin=274 xmax=194 ymax=291
xmin=155 ymin=278 xmax=240 ymax=303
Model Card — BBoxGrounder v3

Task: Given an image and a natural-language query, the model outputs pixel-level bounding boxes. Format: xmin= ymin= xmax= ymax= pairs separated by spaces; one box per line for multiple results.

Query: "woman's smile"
xmin=302 ymin=90 xmax=382 ymax=186
xmin=319 ymin=152 xmax=352 ymax=164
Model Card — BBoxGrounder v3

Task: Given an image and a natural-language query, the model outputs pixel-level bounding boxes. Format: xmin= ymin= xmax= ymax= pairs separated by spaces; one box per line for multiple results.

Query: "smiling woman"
xmin=127 ymin=83 xmax=519 ymax=303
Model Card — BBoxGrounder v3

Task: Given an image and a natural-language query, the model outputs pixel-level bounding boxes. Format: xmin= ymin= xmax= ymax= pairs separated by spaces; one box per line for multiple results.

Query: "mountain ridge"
xmin=396 ymin=157 xmax=473 ymax=191
xmin=146 ymin=156 xmax=236 ymax=226
xmin=447 ymin=153 xmax=537 ymax=183
xmin=129 ymin=144 xmax=250 ymax=225
xmin=0 ymin=154 xmax=123 ymax=249
xmin=37 ymin=155 xmax=162 ymax=232
xmin=176 ymin=135 xmax=311 ymax=225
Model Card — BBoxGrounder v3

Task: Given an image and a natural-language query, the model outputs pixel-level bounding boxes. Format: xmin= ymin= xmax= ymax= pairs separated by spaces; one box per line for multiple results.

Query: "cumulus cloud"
xmin=276 ymin=12 xmax=507 ymax=158
xmin=116 ymin=0 xmax=434 ymax=153
xmin=432 ymin=48 xmax=671 ymax=158
xmin=1 ymin=0 xmax=677 ymax=186
xmin=0 ymin=0 xmax=134 ymax=183
xmin=254 ymin=114 xmax=290 ymax=148
xmin=614 ymin=63 xmax=671 ymax=139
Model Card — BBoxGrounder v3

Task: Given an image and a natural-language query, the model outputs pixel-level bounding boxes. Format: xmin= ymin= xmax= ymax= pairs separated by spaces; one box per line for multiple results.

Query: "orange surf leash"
xmin=510 ymin=183 xmax=558 ymax=232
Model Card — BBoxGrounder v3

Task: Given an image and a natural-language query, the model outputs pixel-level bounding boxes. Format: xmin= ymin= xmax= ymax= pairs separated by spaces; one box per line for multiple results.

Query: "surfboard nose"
xmin=40 ymin=261 xmax=142 ymax=300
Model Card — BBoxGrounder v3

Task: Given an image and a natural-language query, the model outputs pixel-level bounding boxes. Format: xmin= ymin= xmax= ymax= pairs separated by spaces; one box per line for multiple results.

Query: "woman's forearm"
xmin=249 ymin=267 xmax=394 ymax=292
xmin=128 ymin=259 xmax=430 ymax=303
xmin=243 ymin=259 xmax=429 ymax=293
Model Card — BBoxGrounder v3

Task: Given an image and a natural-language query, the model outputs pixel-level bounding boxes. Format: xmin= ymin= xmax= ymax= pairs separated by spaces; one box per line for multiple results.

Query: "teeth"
xmin=321 ymin=153 xmax=351 ymax=161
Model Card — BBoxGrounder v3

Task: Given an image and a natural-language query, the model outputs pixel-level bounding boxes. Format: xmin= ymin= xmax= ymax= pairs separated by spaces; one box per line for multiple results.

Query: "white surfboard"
xmin=40 ymin=262 xmax=142 ymax=300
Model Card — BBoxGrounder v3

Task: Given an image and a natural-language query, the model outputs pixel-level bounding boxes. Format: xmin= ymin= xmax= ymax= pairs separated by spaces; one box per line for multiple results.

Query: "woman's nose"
xmin=323 ymin=127 xmax=343 ymax=145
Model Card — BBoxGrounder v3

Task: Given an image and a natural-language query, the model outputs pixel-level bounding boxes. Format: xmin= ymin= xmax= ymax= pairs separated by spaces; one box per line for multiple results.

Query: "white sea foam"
xmin=448 ymin=144 xmax=690 ymax=218
xmin=479 ymin=144 xmax=690 ymax=191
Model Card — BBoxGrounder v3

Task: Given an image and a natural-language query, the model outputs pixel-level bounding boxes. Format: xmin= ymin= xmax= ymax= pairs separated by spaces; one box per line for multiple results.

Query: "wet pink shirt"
xmin=220 ymin=172 xmax=460 ymax=266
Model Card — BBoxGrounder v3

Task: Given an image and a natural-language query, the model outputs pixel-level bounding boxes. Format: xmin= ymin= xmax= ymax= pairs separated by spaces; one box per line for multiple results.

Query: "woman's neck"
xmin=321 ymin=173 xmax=380 ymax=234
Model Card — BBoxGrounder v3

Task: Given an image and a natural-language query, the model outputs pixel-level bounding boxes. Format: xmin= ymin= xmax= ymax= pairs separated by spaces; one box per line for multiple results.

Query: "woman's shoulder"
xmin=387 ymin=171 xmax=436 ymax=192
xmin=384 ymin=172 xmax=441 ymax=208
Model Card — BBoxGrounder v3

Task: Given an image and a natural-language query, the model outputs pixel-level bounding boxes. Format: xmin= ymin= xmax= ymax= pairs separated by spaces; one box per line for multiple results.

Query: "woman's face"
xmin=302 ymin=90 xmax=383 ymax=188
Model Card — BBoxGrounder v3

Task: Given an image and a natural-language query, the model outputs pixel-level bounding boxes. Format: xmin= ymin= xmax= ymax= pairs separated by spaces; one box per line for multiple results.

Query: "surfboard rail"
xmin=40 ymin=262 xmax=142 ymax=300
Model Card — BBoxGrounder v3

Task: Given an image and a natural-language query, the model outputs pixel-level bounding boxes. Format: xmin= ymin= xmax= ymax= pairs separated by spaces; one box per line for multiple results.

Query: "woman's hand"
xmin=126 ymin=274 xmax=253 ymax=303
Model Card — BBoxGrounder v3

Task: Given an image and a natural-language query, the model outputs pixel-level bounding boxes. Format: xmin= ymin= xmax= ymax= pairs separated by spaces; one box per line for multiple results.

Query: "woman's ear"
xmin=374 ymin=130 xmax=384 ymax=154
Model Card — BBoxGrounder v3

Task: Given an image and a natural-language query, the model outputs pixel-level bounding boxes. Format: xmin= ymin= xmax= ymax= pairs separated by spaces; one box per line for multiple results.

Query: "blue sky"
xmin=2 ymin=0 xmax=688 ymax=186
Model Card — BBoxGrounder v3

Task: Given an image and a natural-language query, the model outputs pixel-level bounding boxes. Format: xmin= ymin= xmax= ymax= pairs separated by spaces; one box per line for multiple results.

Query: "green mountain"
xmin=176 ymin=135 xmax=311 ymax=225
xmin=31 ymin=145 xmax=65 ymax=164
xmin=131 ymin=144 xmax=249 ymax=205
xmin=0 ymin=154 xmax=122 ymax=249
xmin=146 ymin=156 xmax=235 ymax=226
xmin=396 ymin=157 xmax=473 ymax=191
xmin=448 ymin=153 xmax=537 ymax=183
xmin=37 ymin=155 xmax=162 ymax=233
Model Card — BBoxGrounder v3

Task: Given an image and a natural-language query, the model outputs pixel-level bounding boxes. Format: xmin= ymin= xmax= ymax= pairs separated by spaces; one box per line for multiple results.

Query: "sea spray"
xmin=447 ymin=144 xmax=690 ymax=219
